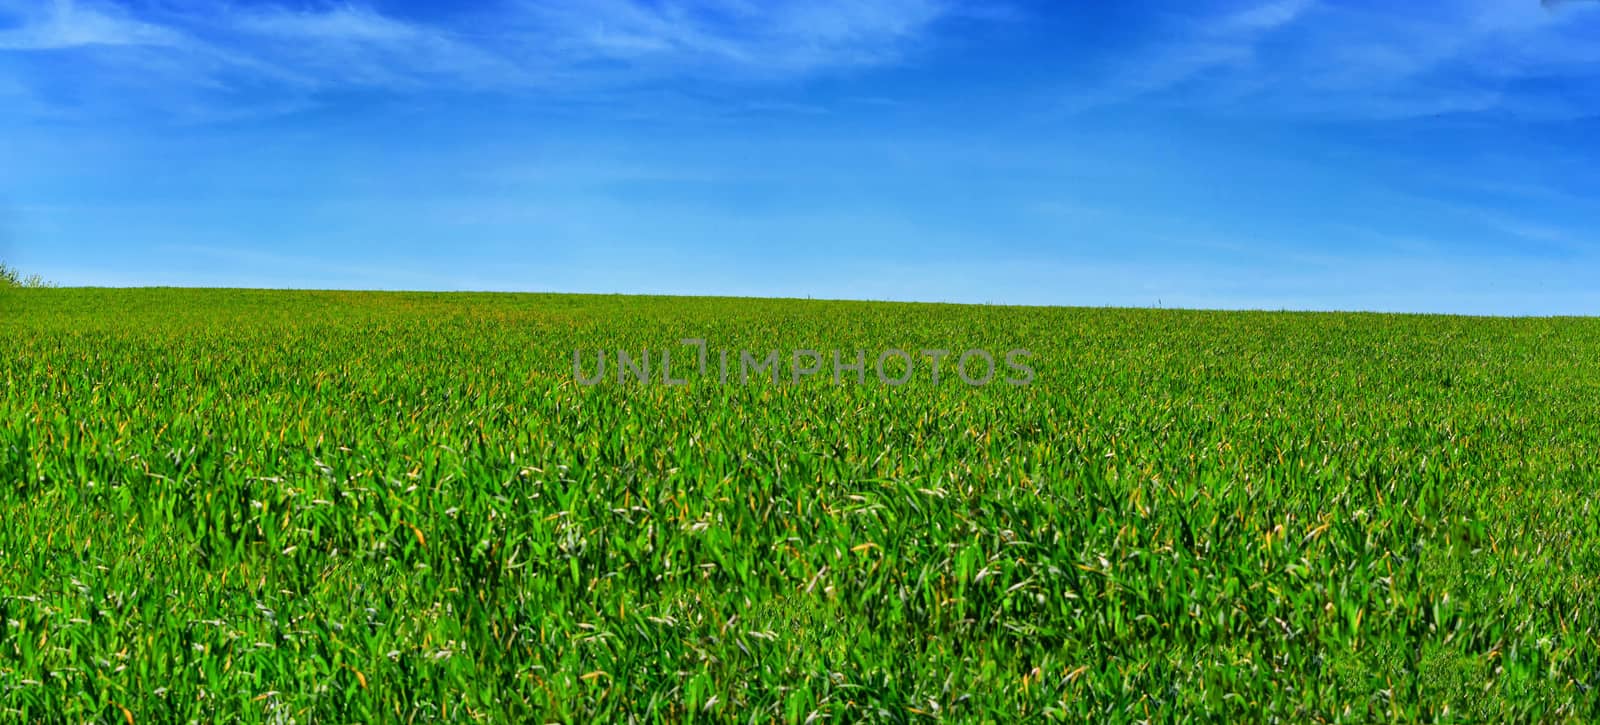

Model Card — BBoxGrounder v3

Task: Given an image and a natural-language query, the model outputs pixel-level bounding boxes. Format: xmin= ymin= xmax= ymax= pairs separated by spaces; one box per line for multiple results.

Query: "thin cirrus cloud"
xmin=517 ymin=0 xmax=952 ymax=75
xmin=0 ymin=0 xmax=970 ymax=120
xmin=224 ymin=4 xmax=531 ymax=92
xmin=1054 ymin=0 xmax=1315 ymax=114
xmin=231 ymin=4 xmax=428 ymax=43
xmin=0 ymin=0 xmax=181 ymax=50
xmin=1063 ymin=0 xmax=1600 ymax=121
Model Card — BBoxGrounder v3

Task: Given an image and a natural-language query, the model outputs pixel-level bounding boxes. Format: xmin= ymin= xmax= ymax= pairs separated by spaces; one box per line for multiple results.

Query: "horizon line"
xmin=6 ymin=285 xmax=1598 ymax=320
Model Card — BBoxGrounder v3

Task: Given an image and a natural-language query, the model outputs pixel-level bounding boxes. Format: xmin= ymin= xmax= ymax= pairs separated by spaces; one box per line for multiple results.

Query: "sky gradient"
xmin=3 ymin=0 xmax=1599 ymax=314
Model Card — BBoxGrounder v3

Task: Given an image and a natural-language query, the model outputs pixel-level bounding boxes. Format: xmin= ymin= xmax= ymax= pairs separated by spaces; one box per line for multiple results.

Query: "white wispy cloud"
xmin=231 ymin=4 xmax=424 ymax=43
xmin=1064 ymin=0 xmax=1600 ymax=121
xmin=0 ymin=0 xmax=183 ymax=50
xmin=222 ymin=4 xmax=534 ymax=91
xmin=517 ymin=0 xmax=952 ymax=76
xmin=1217 ymin=0 xmax=1313 ymax=33
xmin=1442 ymin=203 xmax=1595 ymax=257
xmin=0 ymin=0 xmax=978 ymax=121
xmin=1057 ymin=0 xmax=1314 ymax=113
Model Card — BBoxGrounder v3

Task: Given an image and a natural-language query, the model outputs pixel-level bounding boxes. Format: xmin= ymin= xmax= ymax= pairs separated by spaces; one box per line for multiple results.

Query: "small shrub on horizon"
xmin=0 ymin=261 xmax=53 ymax=288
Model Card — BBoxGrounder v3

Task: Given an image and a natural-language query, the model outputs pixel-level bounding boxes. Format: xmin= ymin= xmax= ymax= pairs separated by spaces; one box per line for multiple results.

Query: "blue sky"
xmin=2 ymin=0 xmax=1598 ymax=314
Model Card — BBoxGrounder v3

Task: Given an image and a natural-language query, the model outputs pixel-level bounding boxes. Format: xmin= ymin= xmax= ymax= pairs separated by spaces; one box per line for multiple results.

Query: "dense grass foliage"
xmin=3 ymin=288 xmax=1600 ymax=722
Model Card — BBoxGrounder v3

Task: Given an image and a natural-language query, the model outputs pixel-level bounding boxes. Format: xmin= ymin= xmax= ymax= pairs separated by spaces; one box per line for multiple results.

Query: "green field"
xmin=3 ymin=288 xmax=1599 ymax=722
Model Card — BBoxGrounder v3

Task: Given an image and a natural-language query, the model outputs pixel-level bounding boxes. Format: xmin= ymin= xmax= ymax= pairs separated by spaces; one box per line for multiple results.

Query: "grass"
xmin=3 ymin=287 xmax=1599 ymax=722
